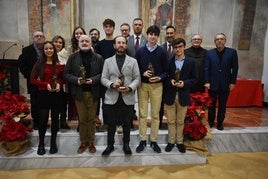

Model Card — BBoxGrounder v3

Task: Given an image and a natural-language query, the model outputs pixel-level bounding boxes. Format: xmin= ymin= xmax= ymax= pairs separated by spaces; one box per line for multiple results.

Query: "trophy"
xmin=148 ymin=62 xmax=156 ymax=80
xmin=174 ymin=69 xmax=180 ymax=82
xmin=51 ymin=74 xmax=57 ymax=92
xmin=118 ymin=73 xmax=126 ymax=90
xmin=79 ymin=65 xmax=86 ymax=83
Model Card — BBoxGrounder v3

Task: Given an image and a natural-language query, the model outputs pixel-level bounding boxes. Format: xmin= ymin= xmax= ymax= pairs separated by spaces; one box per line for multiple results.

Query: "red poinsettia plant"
xmin=183 ymin=92 xmax=212 ymax=141
xmin=0 ymin=91 xmax=32 ymax=142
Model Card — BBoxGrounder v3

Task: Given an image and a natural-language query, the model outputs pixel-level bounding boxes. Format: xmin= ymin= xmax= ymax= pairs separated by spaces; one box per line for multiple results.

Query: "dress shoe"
xmin=217 ymin=125 xmax=224 ymax=131
xmin=123 ymin=144 xmax=132 ymax=155
xmin=165 ymin=143 xmax=175 ymax=152
xmin=177 ymin=143 xmax=186 ymax=153
xmin=37 ymin=146 xmax=46 ymax=155
xmin=88 ymin=143 xmax=96 ymax=153
xmin=136 ymin=140 xmax=146 ymax=153
xmin=97 ymin=124 xmax=107 ymax=132
xmin=49 ymin=145 xmax=58 ymax=154
xmin=150 ymin=142 xmax=161 ymax=153
xmin=77 ymin=142 xmax=89 ymax=154
xmin=60 ymin=121 xmax=70 ymax=129
xmin=102 ymin=145 xmax=114 ymax=156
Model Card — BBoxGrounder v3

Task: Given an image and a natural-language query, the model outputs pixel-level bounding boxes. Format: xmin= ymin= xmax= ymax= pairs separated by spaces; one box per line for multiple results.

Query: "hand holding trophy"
xmin=174 ymin=69 xmax=183 ymax=87
xmin=79 ymin=65 xmax=86 ymax=84
xmin=148 ymin=62 xmax=156 ymax=80
xmin=51 ymin=74 xmax=58 ymax=92
xmin=118 ymin=73 xmax=126 ymax=90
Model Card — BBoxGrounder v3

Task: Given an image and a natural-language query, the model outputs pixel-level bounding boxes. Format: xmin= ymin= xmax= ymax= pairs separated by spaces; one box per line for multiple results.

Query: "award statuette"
xmin=51 ymin=74 xmax=57 ymax=92
xmin=174 ymin=69 xmax=180 ymax=82
xmin=118 ymin=73 xmax=126 ymax=90
xmin=79 ymin=65 xmax=86 ymax=83
xmin=148 ymin=62 xmax=156 ymax=80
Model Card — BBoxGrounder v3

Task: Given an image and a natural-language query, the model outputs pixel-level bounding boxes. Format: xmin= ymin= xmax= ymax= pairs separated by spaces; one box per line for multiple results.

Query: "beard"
xmin=79 ymin=46 xmax=91 ymax=51
xmin=91 ymin=37 xmax=98 ymax=43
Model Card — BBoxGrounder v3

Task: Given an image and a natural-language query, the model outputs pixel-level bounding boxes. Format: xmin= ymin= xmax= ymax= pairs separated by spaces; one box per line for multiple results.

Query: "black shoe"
xmin=177 ymin=144 xmax=186 ymax=153
xmin=217 ymin=125 xmax=224 ymax=131
xmin=49 ymin=145 xmax=58 ymax=154
xmin=150 ymin=142 xmax=161 ymax=153
xmin=136 ymin=140 xmax=146 ymax=153
xmin=165 ymin=143 xmax=175 ymax=152
xmin=37 ymin=146 xmax=46 ymax=155
xmin=60 ymin=121 xmax=70 ymax=129
xmin=123 ymin=144 xmax=132 ymax=155
xmin=102 ymin=145 xmax=114 ymax=156
xmin=208 ymin=120 xmax=214 ymax=128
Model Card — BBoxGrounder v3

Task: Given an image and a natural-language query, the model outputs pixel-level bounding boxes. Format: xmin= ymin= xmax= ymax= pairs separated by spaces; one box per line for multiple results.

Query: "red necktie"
xmin=135 ymin=36 xmax=140 ymax=52
xmin=167 ymin=44 xmax=172 ymax=57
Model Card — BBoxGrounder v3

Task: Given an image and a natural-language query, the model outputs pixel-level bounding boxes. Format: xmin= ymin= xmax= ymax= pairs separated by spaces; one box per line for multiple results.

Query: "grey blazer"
xmin=127 ymin=34 xmax=147 ymax=58
xmin=101 ymin=54 xmax=141 ymax=105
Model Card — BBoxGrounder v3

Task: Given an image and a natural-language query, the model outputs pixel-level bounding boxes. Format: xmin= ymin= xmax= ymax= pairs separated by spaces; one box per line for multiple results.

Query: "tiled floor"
xmin=1 ymin=107 xmax=268 ymax=178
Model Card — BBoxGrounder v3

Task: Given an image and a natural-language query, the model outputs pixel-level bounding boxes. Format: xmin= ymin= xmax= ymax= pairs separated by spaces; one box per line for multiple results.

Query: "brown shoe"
xmin=77 ymin=142 xmax=89 ymax=154
xmin=89 ymin=143 xmax=96 ymax=153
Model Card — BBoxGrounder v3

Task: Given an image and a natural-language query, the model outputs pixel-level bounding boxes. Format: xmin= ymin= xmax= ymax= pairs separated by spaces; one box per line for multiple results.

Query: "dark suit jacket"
xmin=18 ymin=44 xmax=38 ymax=93
xmin=204 ymin=47 xmax=238 ymax=91
xmin=127 ymin=34 xmax=147 ymax=58
xmin=63 ymin=50 xmax=104 ymax=100
xmin=164 ymin=56 xmax=198 ymax=106
xmin=161 ymin=42 xmax=174 ymax=59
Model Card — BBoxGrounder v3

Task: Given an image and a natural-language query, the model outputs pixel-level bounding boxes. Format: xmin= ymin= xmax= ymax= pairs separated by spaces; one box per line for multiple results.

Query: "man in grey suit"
xmin=101 ymin=36 xmax=141 ymax=156
xmin=127 ymin=18 xmax=147 ymax=58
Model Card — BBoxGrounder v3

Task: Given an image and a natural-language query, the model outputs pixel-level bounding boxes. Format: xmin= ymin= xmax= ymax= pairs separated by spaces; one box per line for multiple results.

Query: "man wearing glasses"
xmin=18 ymin=31 xmax=45 ymax=130
xmin=185 ymin=34 xmax=207 ymax=93
xmin=204 ymin=33 xmax=239 ymax=130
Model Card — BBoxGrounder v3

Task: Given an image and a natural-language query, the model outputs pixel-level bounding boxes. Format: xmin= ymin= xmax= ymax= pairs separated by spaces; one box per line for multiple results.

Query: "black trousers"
xmin=208 ymin=88 xmax=230 ymax=125
xmin=103 ymin=97 xmax=133 ymax=145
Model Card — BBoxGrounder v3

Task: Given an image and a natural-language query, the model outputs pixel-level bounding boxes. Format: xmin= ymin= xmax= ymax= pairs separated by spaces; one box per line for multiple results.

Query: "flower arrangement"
xmin=183 ymin=92 xmax=212 ymax=141
xmin=0 ymin=91 xmax=32 ymax=142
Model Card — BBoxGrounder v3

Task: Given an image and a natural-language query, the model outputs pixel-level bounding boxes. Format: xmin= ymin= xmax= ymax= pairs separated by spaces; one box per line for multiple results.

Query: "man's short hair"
xmin=146 ymin=25 xmax=160 ymax=36
xmin=103 ymin=18 xmax=115 ymax=27
xmin=172 ymin=38 xmax=186 ymax=47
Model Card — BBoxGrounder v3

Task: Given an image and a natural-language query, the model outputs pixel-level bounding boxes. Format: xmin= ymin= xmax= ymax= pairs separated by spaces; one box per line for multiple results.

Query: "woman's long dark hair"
xmin=71 ymin=26 xmax=86 ymax=53
xmin=34 ymin=41 xmax=59 ymax=80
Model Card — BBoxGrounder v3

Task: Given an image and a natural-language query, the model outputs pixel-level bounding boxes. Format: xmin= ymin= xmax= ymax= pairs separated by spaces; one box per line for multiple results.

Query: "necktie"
xmin=167 ymin=44 xmax=172 ymax=57
xmin=135 ymin=36 xmax=140 ymax=52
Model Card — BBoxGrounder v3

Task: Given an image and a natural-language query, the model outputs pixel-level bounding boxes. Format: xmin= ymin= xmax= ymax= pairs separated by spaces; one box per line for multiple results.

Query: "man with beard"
xmin=89 ymin=28 xmax=100 ymax=51
xmin=101 ymin=36 xmax=141 ymax=156
xmin=64 ymin=35 xmax=104 ymax=154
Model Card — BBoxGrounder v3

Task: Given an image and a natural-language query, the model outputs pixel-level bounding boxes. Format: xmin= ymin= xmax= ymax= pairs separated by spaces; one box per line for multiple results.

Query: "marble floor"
xmin=0 ymin=107 xmax=268 ymax=178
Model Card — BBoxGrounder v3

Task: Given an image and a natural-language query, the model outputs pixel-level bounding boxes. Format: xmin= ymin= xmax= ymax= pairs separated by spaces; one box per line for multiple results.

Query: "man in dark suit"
xmin=164 ymin=38 xmax=198 ymax=153
xmin=159 ymin=25 xmax=176 ymax=129
xmin=18 ymin=30 xmax=45 ymax=130
xmin=204 ymin=33 xmax=238 ymax=130
xmin=127 ymin=18 xmax=147 ymax=58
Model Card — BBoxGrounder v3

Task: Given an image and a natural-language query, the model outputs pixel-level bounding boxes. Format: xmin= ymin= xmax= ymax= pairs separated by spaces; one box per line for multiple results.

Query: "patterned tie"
xmin=167 ymin=44 xmax=172 ymax=57
xmin=135 ymin=36 xmax=140 ymax=52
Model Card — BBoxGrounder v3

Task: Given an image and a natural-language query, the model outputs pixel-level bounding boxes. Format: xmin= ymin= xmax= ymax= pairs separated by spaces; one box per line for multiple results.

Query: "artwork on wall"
xmin=140 ymin=0 xmax=175 ymax=44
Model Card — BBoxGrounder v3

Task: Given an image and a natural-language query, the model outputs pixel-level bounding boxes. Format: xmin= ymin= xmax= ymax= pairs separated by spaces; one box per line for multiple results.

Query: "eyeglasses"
xmin=192 ymin=38 xmax=201 ymax=41
xmin=34 ymin=35 xmax=44 ymax=38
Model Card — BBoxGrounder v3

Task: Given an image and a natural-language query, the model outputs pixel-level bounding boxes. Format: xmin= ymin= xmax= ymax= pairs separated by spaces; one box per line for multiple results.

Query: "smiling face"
xmin=75 ymin=28 xmax=85 ymax=41
xmin=44 ymin=43 xmax=55 ymax=58
xmin=52 ymin=37 xmax=63 ymax=52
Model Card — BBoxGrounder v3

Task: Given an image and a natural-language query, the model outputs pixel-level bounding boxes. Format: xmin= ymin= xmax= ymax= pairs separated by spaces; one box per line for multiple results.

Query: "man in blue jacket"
xmin=204 ymin=33 xmax=238 ymax=130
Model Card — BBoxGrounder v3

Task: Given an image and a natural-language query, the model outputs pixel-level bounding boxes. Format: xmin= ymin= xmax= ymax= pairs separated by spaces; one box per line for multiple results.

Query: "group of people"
xmin=18 ymin=17 xmax=238 ymax=156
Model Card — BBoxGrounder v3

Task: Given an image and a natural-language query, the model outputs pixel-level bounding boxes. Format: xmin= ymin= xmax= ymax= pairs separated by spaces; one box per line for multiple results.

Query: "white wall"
xmin=81 ymin=0 xmax=139 ymax=39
